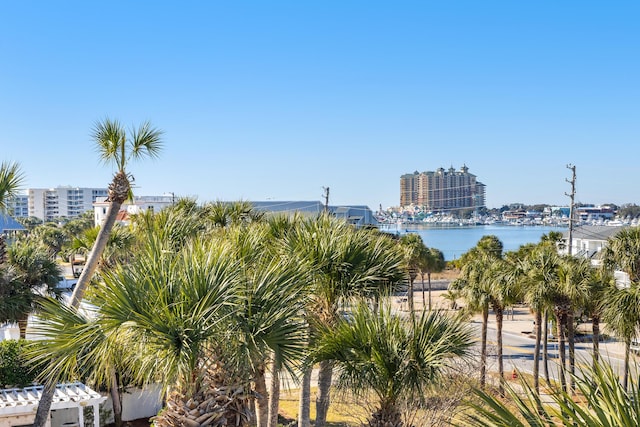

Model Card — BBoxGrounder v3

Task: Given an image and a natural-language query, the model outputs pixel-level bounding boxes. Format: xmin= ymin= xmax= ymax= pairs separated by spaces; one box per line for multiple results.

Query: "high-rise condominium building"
xmin=400 ymin=165 xmax=485 ymax=210
xmin=23 ymin=187 xmax=108 ymax=221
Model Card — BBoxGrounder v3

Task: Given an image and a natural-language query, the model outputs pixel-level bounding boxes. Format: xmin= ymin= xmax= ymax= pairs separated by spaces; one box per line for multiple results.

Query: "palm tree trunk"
xmin=567 ymin=311 xmax=576 ymax=395
xmin=17 ymin=312 xmax=28 ymax=339
xmin=407 ymin=278 xmax=415 ymax=319
xmin=533 ymin=310 xmax=541 ymax=394
xmin=69 ymin=199 xmax=123 ymax=307
xmin=315 ymin=360 xmax=333 ymax=427
xmin=254 ymin=366 xmax=269 ymax=427
xmin=267 ymin=359 xmax=281 ymax=427
xmin=496 ymin=305 xmax=504 ymax=396
xmin=624 ymin=339 xmax=630 ymax=391
xmin=480 ymin=305 xmax=488 ymax=389
xmin=421 ymin=273 xmax=426 ymax=311
xmin=543 ymin=311 xmax=550 ymax=384
xmin=592 ymin=315 xmax=600 ymax=371
xmin=110 ymin=368 xmax=123 ymax=427
xmin=298 ymin=367 xmax=312 ymax=427
xmin=556 ymin=311 xmax=567 ymax=393
xmin=427 ymin=272 xmax=432 ymax=311
xmin=32 ymin=382 xmax=56 ymax=427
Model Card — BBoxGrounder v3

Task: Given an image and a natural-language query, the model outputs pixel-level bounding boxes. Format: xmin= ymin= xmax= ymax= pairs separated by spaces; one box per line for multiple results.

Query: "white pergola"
xmin=0 ymin=383 xmax=106 ymax=427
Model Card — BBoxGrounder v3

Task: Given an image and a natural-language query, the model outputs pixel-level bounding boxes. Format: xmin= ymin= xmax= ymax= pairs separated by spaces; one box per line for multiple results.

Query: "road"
xmin=472 ymin=322 xmax=634 ymax=383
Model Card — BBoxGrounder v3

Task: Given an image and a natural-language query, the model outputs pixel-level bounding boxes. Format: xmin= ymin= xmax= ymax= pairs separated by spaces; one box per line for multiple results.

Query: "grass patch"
xmin=278 ymin=387 xmax=365 ymax=426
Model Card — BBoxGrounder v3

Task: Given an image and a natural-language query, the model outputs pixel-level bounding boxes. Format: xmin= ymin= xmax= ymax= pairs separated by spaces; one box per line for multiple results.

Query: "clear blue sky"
xmin=1 ymin=1 xmax=638 ymax=210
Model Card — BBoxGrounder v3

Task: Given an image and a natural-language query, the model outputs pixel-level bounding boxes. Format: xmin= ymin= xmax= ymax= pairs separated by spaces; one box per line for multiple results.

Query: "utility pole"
xmin=565 ymin=164 xmax=576 ymax=255
xmin=322 ymin=187 xmax=330 ymax=213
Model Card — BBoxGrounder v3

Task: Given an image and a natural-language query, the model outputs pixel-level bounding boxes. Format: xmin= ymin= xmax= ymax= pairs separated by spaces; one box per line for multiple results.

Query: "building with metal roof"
xmin=249 ymin=201 xmax=378 ymax=227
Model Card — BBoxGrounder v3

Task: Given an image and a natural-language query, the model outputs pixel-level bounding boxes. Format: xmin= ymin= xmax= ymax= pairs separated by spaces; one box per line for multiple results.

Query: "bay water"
xmin=380 ymin=225 xmax=567 ymax=261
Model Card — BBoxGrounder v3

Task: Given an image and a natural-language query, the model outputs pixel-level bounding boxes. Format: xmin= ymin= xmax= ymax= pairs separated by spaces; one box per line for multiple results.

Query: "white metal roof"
xmin=0 ymin=383 xmax=105 ymax=416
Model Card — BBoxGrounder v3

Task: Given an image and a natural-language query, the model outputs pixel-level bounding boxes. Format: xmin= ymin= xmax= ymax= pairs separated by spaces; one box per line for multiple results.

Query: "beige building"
xmin=400 ymin=165 xmax=485 ymax=210
xmin=25 ymin=187 xmax=108 ymax=221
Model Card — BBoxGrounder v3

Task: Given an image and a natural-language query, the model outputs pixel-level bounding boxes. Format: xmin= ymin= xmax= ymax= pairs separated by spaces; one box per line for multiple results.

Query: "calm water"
xmin=380 ymin=224 xmax=567 ymax=261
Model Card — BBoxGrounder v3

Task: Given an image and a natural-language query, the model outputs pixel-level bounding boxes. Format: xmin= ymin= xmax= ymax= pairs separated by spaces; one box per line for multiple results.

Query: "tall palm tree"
xmin=33 ymin=119 xmax=162 ymax=427
xmin=314 ymin=303 xmax=473 ymax=427
xmin=557 ymin=255 xmax=592 ymax=393
xmin=489 ymin=253 xmax=523 ymax=395
xmin=68 ymin=118 xmax=163 ymax=307
xmin=583 ymin=266 xmax=615 ymax=369
xmin=455 ymin=235 xmax=503 ymax=389
xmin=522 ymin=244 xmax=560 ymax=394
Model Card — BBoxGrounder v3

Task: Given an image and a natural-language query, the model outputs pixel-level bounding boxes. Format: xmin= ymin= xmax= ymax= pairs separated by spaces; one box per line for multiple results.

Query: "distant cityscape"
xmin=4 ymin=182 xmax=640 ymax=230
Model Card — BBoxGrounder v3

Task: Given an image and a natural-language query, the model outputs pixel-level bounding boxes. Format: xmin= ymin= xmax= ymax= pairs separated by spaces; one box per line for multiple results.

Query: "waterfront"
xmin=380 ymin=224 xmax=567 ymax=261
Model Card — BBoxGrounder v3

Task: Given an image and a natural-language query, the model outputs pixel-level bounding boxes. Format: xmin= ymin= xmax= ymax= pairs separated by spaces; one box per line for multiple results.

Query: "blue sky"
xmin=1 ymin=1 xmax=638 ymax=210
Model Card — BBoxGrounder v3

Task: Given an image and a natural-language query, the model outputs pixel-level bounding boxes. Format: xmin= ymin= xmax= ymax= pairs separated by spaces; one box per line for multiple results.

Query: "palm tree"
xmin=28 ymin=298 xmax=132 ymax=427
xmin=522 ymin=244 xmax=560 ymax=394
xmin=215 ymin=224 xmax=308 ymax=427
xmin=458 ymin=361 xmax=640 ymax=427
xmin=314 ymin=303 xmax=473 ymax=427
xmin=455 ymin=235 xmax=503 ymax=389
xmin=557 ymin=255 xmax=592 ymax=393
xmin=583 ymin=266 xmax=615 ymax=369
xmin=68 ymin=118 xmax=163 ymax=307
xmin=0 ymin=161 xmax=25 ymax=266
xmin=421 ymin=247 xmax=445 ymax=311
xmin=603 ymin=226 xmax=640 ymax=284
xmin=3 ymin=240 xmax=62 ymax=338
xmin=291 ymin=215 xmax=405 ymax=427
xmin=400 ymin=233 xmax=428 ymax=318
xmin=33 ymin=120 xmax=163 ymax=427
xmin=602 ymin=284 xmax=640 ymax=390
xmin=489 ymin=253 xmax=523 ymax=395
xmin=0 ymin=161 xmax=25 ymax=212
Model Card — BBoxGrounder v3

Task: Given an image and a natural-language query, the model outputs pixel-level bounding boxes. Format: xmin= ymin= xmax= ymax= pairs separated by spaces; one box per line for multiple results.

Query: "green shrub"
xmin=0 ymin=339 xmax=36 ymax=388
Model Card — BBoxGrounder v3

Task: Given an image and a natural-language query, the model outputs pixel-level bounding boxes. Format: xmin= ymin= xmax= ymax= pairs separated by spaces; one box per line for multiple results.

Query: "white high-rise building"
xmin=26 ymin=187 xmax=108 ymax=221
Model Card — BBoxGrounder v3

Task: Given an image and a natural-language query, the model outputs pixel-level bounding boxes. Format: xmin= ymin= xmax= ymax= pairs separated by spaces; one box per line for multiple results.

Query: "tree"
xmin=522 ymin=244 xmax=560 ymax=394
xmin=455 ymin=235 xmax=503 ymax=389
xmin=314 ymin=303 xmax=473 ymax=427
xmin=69 ymin=118 xmax=163 ymax=307
xmin=2 ymin=240 xmax=62 ymax=338
xmin=0 ymin=161 xmax=25 ymax=266
xmin=489 ymin=253 xmax=523 ymax=395
xmin=557 ymin=255 xmax=592 ymax=393
xmin=400 ymin=233 xmax=428 ymax=318
xmin=458 ymin=361 xmax=640 ymax=427
xmin=421 ymin=247 xmax=445 ymax=311
xmin=291 ymin=215 xmax=405 ymax=427
xmin=33 ymin=119 xmax=163 ymax=427
xmin=602 ymin=284 xmax=640 ymax=391
xmin=0 ymin=161 xmax=24 ymax=212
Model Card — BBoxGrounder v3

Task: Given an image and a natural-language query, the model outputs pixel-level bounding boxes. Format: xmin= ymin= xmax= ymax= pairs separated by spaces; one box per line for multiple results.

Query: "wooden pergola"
xmin=0 ymin=383 xmax=106 ymax=427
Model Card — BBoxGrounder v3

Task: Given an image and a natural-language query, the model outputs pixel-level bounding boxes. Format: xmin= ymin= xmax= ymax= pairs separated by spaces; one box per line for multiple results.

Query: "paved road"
xmin=471 ymin=322 xmax=634 ymax=383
